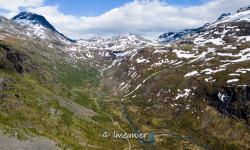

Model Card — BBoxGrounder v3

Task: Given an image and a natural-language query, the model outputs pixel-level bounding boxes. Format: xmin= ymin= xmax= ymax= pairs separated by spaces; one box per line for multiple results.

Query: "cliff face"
xmin=199 ymin=85 xmax=250 ymax=124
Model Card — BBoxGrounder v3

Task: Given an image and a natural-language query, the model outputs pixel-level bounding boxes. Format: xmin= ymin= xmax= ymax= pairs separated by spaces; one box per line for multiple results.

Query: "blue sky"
xmin=44 ymin=0 xmax=133 ymax=16
xmin=0 ymin=0 xmax=249 ymax=39
xmin=44 ymin=0 xmax=207 ymax=16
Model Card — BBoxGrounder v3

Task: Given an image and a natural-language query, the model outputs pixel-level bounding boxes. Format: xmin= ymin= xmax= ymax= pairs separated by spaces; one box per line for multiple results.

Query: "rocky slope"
xmin=0 ymin=13 xmax=124 ymax=149
xmin=103 ymin=6 xmax=250 ymax=149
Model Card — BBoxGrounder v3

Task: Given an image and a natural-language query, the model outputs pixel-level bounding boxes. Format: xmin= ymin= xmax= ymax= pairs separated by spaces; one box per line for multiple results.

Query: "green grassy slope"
xmin=0 ymin=39 xmax=130 ymax=149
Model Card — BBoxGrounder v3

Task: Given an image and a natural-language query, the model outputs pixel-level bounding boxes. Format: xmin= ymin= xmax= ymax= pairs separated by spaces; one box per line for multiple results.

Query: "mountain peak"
xmin=157 ymin=27 xmax=203 ymax=43
xmin=11 ymin=11 xmax=75 ymax=43
xmin=237 ymin=5 xmax=250 ymax=13
xmin=11 ymin=11 xmax=56 ymax=32
xmin=115 ymin=33 xmax=141 ymax=38
xmin=217 ymin=13 xmax=231 ymax=21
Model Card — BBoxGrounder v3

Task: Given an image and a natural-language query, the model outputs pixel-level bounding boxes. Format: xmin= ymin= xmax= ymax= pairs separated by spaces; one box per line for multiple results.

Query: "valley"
xmin=0 ymin=5 xmax=250 ymax=150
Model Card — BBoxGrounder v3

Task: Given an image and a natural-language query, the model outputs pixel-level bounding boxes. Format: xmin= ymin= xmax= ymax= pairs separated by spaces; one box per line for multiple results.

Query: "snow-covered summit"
xmin=237 ymin=5 xmax=250 ymax=13
xmin=157 ymin=28 xmax=202 ymax=43
xmin=109 ymin=33 xmax=152 ymax=46
xmin=210 ymin=6 xmax=250 ymax=26
xmin=77 ymin=33 xmax=157 ymax=51
xmin=11 ymin=12 xmax=56 ymax=32
xmin=217 ymin=13 xmax=231 ymax=21
xmin=11 ymin=12 xmax=75 ymax=43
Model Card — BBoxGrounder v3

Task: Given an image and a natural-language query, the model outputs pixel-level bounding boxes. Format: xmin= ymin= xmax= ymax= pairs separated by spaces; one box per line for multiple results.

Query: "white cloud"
xmin=1 ymin=0 xmax=250 ymax=39
xmin=0 ymin=0 xmax=43 ymax=11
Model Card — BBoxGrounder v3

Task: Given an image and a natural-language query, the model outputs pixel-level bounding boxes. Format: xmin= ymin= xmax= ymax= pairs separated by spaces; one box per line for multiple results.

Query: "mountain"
xmin=0 ymin=12 xmax=110 ymax=149
xmin=107 ymin=33 xmax=153 ymax=50
xmin=101 ymin=6 xmax=250 ymax=149
xmin=11 ymin=11 xmax=57 ymax=32
xmin=158 ymin=5 xmax=250 ymax=44
xmin=217 ymin=13 xmax=231 ymax=21
xmin=210 ymin=7 xmax=250 ymax=27
xmin=157 ymin=27 xmax=204 ymax=43
xmin=77 ymin=33 xmax=157 ymax=51
xmin=0 ymin=6 xmax=250 ymax=150
xmin=11 ymin=12 xmax=155 ymax=52
xmin=11 ymin=11 xmax=75 ymax=43
xmin=237 ymin=5 xmax=250 ymax=13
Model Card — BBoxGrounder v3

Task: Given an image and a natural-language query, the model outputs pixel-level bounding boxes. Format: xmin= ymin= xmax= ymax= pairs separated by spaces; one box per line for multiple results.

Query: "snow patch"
xmin=0 ymin=35 xmax=5 ymax=40
xmin=174 ymin=89 xmax=191 ymax=100
xmin=184 ymin=71 xmax=199 ymax=77
xmin=194 ymin=37 xmax=224 ymax=46
xmin=136 ymin=57 xmax=150 ymax=63
xmin=236 ymin=68 xmax=250 ymax=74
xmin=173 ymin=49 xmax=195 ymax=59
xmin=227 ymin=79 xmax=239 ymax=83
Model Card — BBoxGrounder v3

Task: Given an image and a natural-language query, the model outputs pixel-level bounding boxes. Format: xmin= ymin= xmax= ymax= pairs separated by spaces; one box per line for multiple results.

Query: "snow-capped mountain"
xmin=77 ymin=33 xmax=158 ymax=51
xmin=10 ymin=12 xmax=157 ymax=52
xmin=237 ymin=5 xmax=250 ymax=13
xmin=105 ymin=33 xmax=158 ymax=51
xmin=217 ymin=13 xmax=231 ymax=21
xmin=11 ymin=12 xmax=57 ymax=32
xmin=158 ymin=6 xmax=250 ymax=44
xmin=10 ymin=12 xmax=158 ymax=53
xmin=157 ymin=27 xmax=204 ymax=43
xmin=104 ymin=6 xmax=250 ymax=131
xmin=0 ymin=12 xmax=159 ymax=63
xmin=210 ymin=7 xmax=250 ymax=27
xmin=11 ymin=12 xmax=75 ymax=43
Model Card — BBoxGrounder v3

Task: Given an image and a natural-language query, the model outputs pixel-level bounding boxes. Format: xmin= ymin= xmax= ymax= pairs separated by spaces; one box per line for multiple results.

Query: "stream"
xmin=121 ymin=103 xmax=211 ymax=150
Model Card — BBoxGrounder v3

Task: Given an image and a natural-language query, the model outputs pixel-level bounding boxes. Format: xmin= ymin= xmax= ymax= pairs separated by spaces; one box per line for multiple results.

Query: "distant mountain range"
xmin=10 ymin=7 xmax=250 ymax=48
